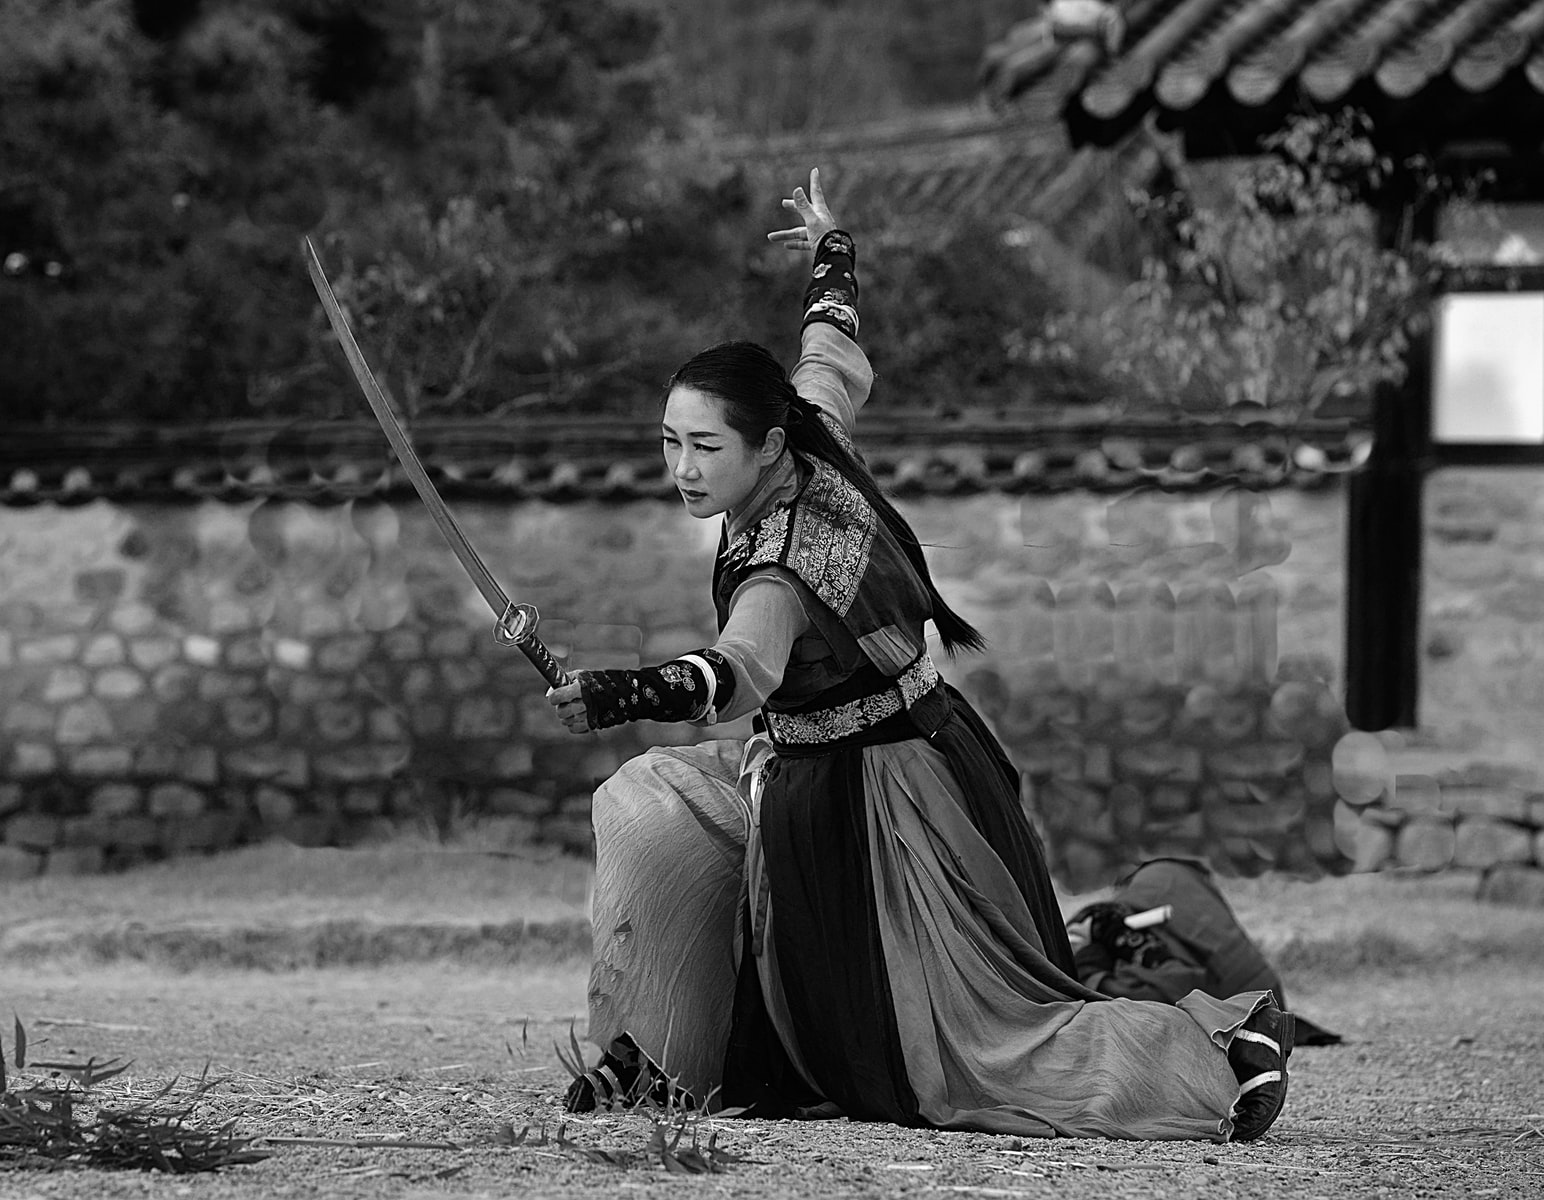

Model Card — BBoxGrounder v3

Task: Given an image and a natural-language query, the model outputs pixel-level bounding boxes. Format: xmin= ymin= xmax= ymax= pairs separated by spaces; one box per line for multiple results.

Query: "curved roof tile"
xmin=1084 ymin=0 xmax=1230 ymax=118
xmin=985 ymin=0 xmax=1544 ymax=139
xmin=1452 ymin=14 xmax=1538 ymax=92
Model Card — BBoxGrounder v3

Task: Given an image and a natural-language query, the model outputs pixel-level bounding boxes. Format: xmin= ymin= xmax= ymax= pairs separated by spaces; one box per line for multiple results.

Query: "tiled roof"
xmin=712 ymin=103 xmax=1157 ymax=235
xmin=1 ymin=101 xmax=1376 ymax=513
xmin=0 ymin=416 xmax=1370 ymax=507
xmin=982 ymin=0 xmax=1544 ymax=144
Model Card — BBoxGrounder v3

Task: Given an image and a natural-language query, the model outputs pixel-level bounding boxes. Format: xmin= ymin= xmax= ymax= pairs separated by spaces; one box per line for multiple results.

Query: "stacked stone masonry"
xmin=2 ymin=476 xmax=1542 ymax=899
xmin=1331 ymin=747 xmax=1544 ymax=907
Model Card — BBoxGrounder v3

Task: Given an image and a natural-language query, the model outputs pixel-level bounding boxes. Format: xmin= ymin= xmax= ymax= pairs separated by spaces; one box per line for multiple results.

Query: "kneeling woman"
xmin=546 ymin=170 xmax=1292 ymax=1142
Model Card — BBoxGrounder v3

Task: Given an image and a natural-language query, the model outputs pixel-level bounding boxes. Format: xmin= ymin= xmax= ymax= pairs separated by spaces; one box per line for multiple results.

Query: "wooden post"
xmin=1345 ymin=374 xmax=1426 ymax=730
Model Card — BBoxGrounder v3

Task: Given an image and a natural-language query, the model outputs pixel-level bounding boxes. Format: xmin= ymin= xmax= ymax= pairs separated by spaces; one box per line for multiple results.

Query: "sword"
xmin=303 ymin=237 xmax=569 ymax=689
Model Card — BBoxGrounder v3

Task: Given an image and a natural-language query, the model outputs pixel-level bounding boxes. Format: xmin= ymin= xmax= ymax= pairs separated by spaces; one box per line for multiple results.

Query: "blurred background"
xmin=4 ymin=0 xmax=1544 ymax=901
xmin=0 ymin=0 xmax=1065 ymax=423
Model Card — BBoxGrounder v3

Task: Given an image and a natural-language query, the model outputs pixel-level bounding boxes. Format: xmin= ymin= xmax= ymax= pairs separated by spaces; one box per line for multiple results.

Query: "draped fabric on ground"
xmin=585 ymin=693 xmax=1262 ymax=1141
xmin=724 ymin=690 xmax=1258 ymax=1140
xmin=857 ymin=732 xmax=1257 ymax=1139
xmin=585 ymin=739 xmax=750 ymax=1101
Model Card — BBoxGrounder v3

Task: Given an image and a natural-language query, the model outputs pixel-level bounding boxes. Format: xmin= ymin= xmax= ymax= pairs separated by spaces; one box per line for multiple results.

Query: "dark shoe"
xmin=563 ymin=1071 xmax=600 ymax=1113
xmin=1228 ymin=999 xmax=1294 ymax=1142
xmin=562 ymin=1039 xmax=693 ymax=1113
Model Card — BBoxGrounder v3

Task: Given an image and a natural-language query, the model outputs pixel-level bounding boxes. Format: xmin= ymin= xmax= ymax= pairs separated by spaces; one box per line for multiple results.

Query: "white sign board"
xmin=1431 ymin=291 xmax=1544 ymax=445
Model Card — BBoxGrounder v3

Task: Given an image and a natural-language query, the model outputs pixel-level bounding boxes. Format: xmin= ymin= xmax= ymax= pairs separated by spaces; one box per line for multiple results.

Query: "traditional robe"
xmin=583 ymin=323 xmax=1269 ymax=1142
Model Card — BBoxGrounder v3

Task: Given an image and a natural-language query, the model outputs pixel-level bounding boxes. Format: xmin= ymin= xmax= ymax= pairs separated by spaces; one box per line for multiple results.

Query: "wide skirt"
xmin=584 ymin=691 xmax=1262 ymax=1140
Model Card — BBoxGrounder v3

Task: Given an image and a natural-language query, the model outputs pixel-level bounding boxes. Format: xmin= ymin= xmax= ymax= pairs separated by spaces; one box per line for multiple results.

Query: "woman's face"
xmin=662 ymin=385 xmax=783 ymax=518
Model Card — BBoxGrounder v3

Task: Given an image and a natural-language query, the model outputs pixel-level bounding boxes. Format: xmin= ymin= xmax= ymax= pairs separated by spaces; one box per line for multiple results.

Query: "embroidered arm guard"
xmin=576 ymin=648 xmax=738 ymax=731
xmin=802 ymin=230 xmax=859 ymax=340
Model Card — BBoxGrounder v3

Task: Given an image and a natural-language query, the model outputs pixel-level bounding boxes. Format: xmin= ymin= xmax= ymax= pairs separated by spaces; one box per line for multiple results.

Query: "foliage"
xmin=1025 ymin=111 xmax=1458 ymax=420
xmin=863 ymin=218 xmax=1113 ymax=412
xmin=662 ymin=0 xmax=1025 ymax=134
xmin=0 ymin=0 xmax=687 ymax=422
xmin=1 ymin=1016 xmax=268 ymax=1173
xmin=1 ymin=0 xmax=1051 ymax=425
xmin=21 ymin=8 xmax=1462 ymax=427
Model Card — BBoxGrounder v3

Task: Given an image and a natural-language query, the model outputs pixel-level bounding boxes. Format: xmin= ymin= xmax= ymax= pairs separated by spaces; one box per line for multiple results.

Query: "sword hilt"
xmin=494 ymin=603 xmax=570 ymax=689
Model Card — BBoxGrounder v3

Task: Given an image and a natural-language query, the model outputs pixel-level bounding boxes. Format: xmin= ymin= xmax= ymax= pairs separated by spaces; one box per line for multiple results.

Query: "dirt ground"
xmin=4 ymin=952 xmax=1542 ymax=1200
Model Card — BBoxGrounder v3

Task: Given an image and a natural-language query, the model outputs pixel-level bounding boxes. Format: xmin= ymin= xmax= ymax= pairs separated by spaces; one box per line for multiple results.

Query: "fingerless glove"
xmin=577 ymin=648 xmax=738 ymax=730
xmin=802 ymin=230 xmax=859 ymax=340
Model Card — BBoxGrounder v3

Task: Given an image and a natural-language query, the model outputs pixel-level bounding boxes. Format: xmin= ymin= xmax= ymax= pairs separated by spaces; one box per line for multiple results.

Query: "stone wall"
xmin=0 ymin=483 xmax=1366 ymax=888
xmin=1420 ymin=468 xmax=1544 ymax=763
xmin=1321 ymin=466 xmax=1544 ymax=904
xmin=1330 ymin=743 xmax=1544 ymax=906
xmin=921 ymin=488 xmax=1356 ymax=889
xmin=0 ymin=498 xmax=749 ymax=880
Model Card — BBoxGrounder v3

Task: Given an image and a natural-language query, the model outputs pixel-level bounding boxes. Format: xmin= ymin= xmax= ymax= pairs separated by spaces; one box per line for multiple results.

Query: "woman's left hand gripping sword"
xmin=303 ymin=237 xmax=570 ymax=689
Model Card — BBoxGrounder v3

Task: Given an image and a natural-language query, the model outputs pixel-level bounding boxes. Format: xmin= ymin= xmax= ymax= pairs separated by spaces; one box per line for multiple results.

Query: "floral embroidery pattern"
xmin=787 ymin=460 xmax=874 ymax=617
xmin=809 ymin=285 xmax=854 ymax=309
xmin=898 ymin=654 xmax=938 ymax=707
xmin=741 ymin=504 xmax=793 ymax=572
xmin=766 ymin=654 xmax=939 ymax=747
xmin=720 ymin=461 xmax=874 ymax=617
xmin=721 ymin=532 xmax=749 ymax=570
xmin=803 ymin=298 xmax=858 ymax=339
xmin=578 ymin=652 xmax=730 ymax=729
xmin=819 ymin=231 xmax=856 ymax=260
xmin=818 ymin=409 xmax=858 ymax=456
xmin=803 ymin=231 xmax=859 ymax=339
xmin=767 ymin=691 xmax=903 ymax=746
xmin=721 ymin=503 xmax=790 ymax=573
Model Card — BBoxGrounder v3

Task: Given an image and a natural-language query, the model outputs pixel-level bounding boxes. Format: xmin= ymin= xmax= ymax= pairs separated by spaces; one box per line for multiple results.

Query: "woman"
xmin=546 ymin=170 xmax=1293 ymax=1141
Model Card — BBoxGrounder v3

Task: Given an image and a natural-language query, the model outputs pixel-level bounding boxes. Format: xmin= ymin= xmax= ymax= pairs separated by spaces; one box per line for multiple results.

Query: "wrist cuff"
xmin=803 ymin=229 xmax=860 ymax=340
xmin=682 ymin=647 xmax=737 ymax=722
xmin=677 ymin=654 xmax=719 ymax=722
xmin=577 ymin=648 xmax=738 ymax=730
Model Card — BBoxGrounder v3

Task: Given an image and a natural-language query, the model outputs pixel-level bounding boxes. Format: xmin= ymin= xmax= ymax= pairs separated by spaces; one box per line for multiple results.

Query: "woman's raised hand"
xmin=767 ymin=167 xmax=837 ymax=254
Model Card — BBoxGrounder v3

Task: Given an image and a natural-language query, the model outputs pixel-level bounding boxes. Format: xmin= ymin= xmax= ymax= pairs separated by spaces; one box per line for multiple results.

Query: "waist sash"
xmin=764 ymin=654 xmax=942 ymax=754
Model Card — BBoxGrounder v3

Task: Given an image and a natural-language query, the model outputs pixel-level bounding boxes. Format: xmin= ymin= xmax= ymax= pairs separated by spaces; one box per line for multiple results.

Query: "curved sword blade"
xmin=304 ymin=236 xmax=509 ymax=616
xmin=304 ymin=237 xmax=569 ymax=688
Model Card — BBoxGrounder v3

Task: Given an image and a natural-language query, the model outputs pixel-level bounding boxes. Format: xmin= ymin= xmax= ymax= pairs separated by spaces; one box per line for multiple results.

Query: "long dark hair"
xmin=666 ymin=341 xmax=985 ymax=656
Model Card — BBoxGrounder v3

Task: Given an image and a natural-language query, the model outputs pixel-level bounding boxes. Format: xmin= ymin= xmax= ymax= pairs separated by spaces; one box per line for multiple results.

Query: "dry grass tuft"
xmin=490 ymin=1114 xmax=750 ymax=1174
xmin=550 ymin=1024 xmax=750 ymax=1173
xmin=0 ymin=1018 xmax=268 ymax=1173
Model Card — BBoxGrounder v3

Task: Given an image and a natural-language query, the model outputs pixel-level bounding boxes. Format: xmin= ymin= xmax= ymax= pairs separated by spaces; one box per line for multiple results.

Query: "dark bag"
xmin=1069 ymin=857 xmax=1341 ymax=1044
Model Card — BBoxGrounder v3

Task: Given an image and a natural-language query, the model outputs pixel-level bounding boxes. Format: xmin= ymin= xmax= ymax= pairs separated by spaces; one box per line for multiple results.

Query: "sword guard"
xmin=494 ymin=602 xmax=570 ymax=689
xmin=494 ymin=602 xmax=538 ymax=646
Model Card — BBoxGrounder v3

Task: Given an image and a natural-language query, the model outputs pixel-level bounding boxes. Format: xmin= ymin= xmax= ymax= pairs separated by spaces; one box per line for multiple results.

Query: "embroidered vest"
xmin=713 ymin=456 xmax=949 ymax=750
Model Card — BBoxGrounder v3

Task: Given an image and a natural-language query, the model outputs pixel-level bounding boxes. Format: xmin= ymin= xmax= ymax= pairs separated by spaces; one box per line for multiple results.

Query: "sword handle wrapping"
xmin=521 ymin=637 xmax=570 ymax=690
xmin=494 ymin=603 xmax=570 ymax=689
